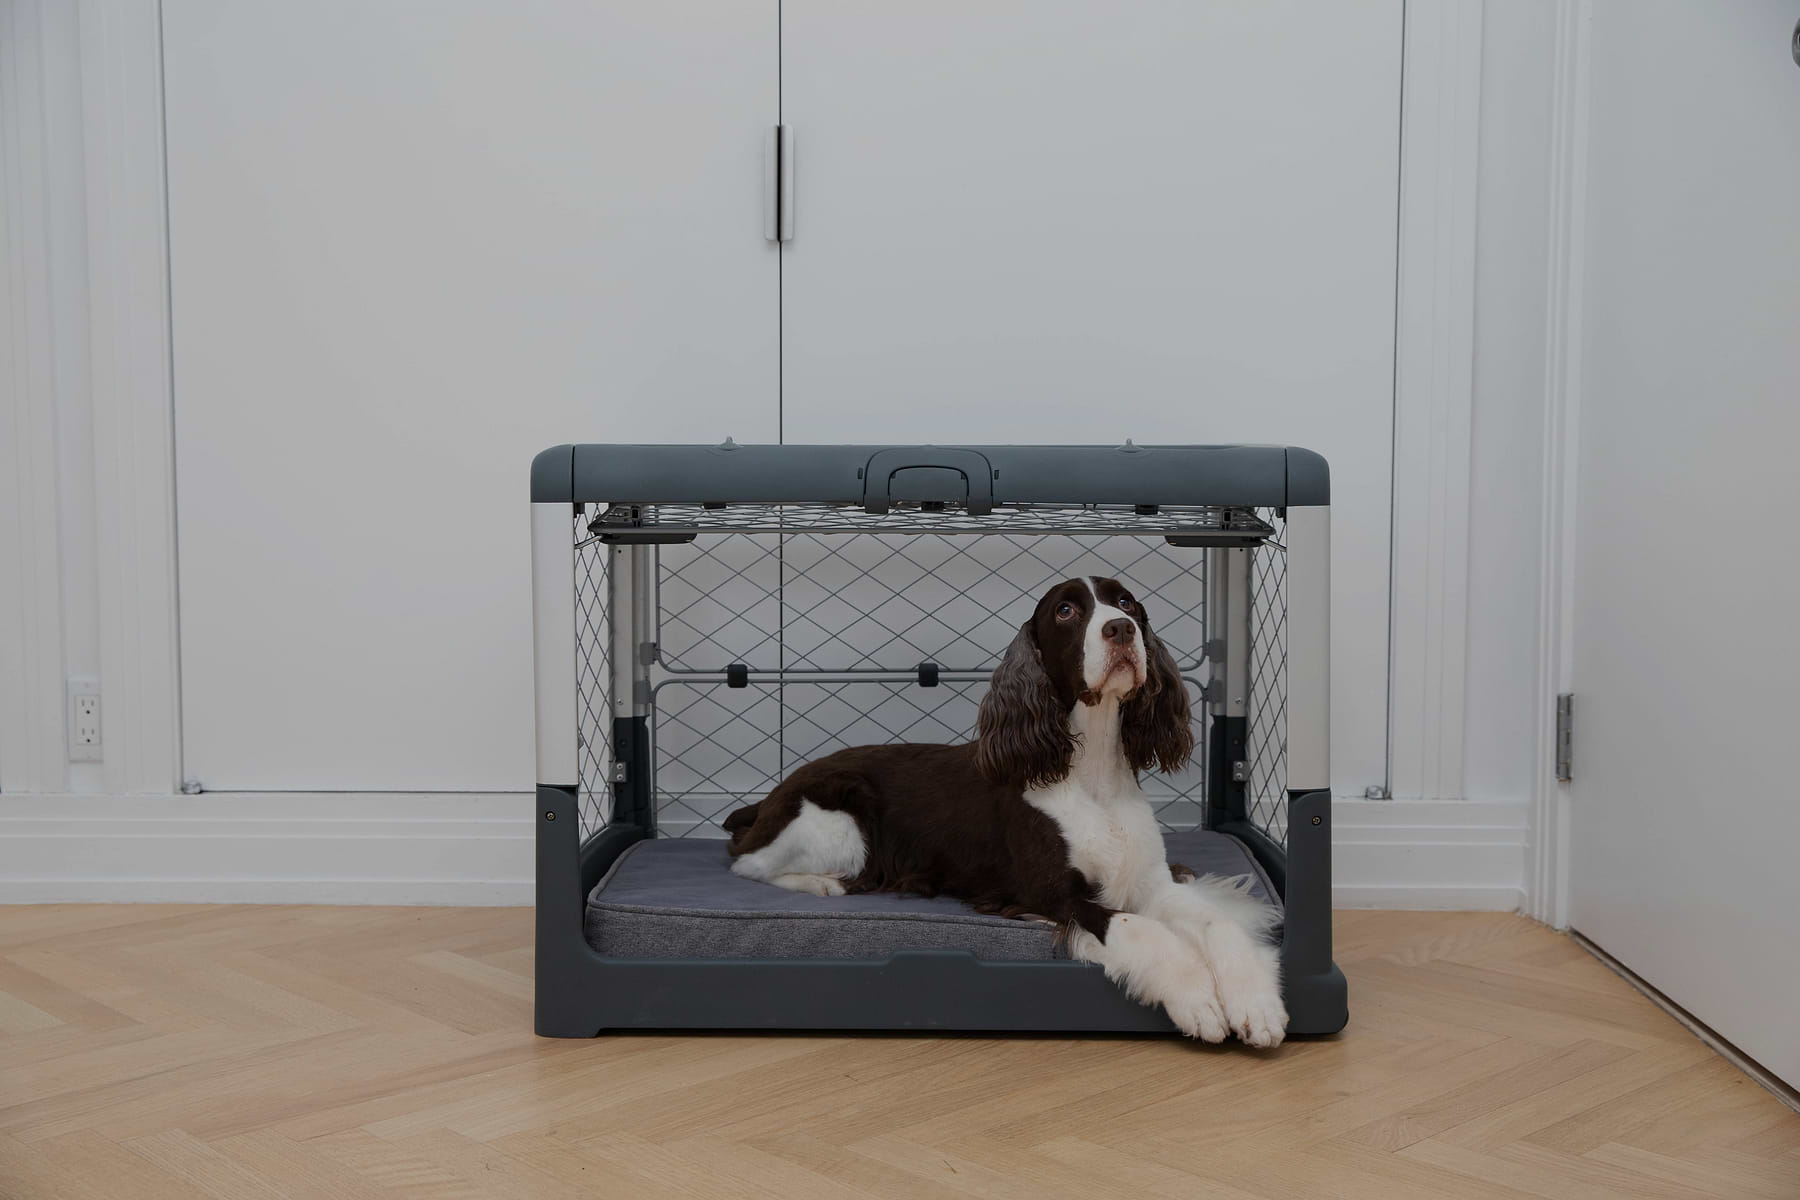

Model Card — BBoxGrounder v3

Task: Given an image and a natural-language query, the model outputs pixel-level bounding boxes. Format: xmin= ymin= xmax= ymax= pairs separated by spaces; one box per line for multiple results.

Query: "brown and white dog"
xmin=722 ymin=576 xmax=1287 ymax=1045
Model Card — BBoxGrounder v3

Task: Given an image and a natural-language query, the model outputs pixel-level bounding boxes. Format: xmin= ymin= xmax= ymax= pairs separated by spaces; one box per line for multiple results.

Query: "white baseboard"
xmin=0 ymin=793 xmax=1528 ymax=910
xmin=1332 ymin=799 xmax=1528 ymax=910
xmin=0 ymin=793 xmax=535 ymax=905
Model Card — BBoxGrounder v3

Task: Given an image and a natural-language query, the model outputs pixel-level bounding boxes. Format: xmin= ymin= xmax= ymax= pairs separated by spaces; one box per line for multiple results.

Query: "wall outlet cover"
xmin=67 ymin=677 xmax=101 ymax=762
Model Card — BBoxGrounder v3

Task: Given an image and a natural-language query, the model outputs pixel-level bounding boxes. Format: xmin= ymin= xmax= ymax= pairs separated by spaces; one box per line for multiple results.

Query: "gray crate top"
xmin=531 ymin=442 xmax=1329 ymax=508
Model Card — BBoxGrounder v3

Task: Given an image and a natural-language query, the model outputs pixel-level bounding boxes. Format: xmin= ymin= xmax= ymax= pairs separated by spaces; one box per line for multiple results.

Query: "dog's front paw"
xmin=1166 ymin=986 xmax=1230 ymax=1044
xmin=1226 ymin=987 xmax=1287 ymax=1048
xmin=1196 ymin=920 xmax=1287 ymax=1047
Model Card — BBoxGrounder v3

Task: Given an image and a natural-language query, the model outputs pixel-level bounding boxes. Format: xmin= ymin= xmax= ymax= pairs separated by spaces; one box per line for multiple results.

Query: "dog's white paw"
xmin=1166 ymin=986 xmax=1230 ymax=1043
xmin=770 ymin=872 xmax=846 ymax=897
xmin=1226 ymin=988 xmax=1287 ymax=1048
xmin=1190 ymin=916 xmax=1287 ymax=1047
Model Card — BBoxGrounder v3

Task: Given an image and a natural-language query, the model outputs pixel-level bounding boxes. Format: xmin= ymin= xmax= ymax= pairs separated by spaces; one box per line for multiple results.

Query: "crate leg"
xmin=1280 ymin=787 xmax=1346 ymax=1034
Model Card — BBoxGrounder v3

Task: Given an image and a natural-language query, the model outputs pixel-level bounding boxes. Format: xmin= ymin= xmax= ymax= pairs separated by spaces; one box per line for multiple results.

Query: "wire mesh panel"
xmin=656 ymin=534 xmax=783 ymax=672
xmin=649 ymin=679 xmax=986 ymax=836
xmin=778 ymin=533 xmax=1209 ymax=673
xmin=574 ymin=517 xmax=613 ymax=841
xmin=648 ymin=527 xmax=1213 ymax=836
xmin=655 ymin=532 xmax=1208 ymax=674
xmin=648 ymin=681 xmax=786 ymax=834
xmin=1246 ymin=509 xmax=1288 ymax=844
xmin=567 ymin=501 xmax=1295 ymax=845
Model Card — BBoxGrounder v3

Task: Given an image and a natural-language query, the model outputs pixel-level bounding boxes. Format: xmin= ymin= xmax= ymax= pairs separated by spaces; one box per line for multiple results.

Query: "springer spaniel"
xmin=722 ymin=576 xmax=1287 ymax=1046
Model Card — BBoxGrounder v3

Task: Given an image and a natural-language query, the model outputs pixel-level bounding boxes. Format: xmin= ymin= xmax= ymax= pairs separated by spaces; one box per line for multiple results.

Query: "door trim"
xmin=83 ymin=0 xmax=184 ymax=795
xmin=1386 ymin=0 xmax=1484 ymax=805
xmin=1525 ymin=0 xmax=1592 ymax=928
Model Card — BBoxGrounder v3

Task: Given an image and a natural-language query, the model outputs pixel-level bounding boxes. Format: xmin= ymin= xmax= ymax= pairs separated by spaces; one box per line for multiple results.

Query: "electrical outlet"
xmin=67 ymin=677 xmax=101 ymax=762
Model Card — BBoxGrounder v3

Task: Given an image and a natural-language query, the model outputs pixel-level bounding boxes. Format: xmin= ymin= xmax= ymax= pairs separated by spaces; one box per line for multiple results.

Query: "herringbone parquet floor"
xmin=1 ymin=906 xmax=1794 ymax=1198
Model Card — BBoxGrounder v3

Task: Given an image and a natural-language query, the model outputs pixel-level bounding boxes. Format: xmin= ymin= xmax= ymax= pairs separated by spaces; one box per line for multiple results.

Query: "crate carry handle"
xmin=862 ymin=448 xmax=995 ymax=516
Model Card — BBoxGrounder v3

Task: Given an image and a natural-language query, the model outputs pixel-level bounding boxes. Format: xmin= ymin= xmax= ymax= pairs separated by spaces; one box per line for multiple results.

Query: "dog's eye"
xmin=1055 ymin=602 xmax=1077 ymax=621
xmin=1118 ymin=596 xmax=1136 ymax=612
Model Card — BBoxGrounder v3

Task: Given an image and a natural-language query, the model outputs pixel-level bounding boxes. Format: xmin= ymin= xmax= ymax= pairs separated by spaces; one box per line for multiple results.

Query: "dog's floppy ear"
xmin=1122 ymin=628 xmax=1194 ymax=774
xmin=976 ymin=622 xmax=1074 ymax=789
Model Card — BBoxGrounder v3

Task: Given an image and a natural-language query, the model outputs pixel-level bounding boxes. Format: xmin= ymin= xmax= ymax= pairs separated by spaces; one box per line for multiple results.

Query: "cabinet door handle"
xmin=764 ymin=125 xmax=793 ymax=243
xmin=764 ymin=127 xmax=780 ymax=241
xmin=778 ymin=125 xmax=794 ymax=243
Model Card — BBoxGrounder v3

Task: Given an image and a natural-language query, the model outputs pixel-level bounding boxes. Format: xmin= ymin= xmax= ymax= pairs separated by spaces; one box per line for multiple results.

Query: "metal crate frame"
xmin=532 ymin=443 xmax=1344 ymax=1038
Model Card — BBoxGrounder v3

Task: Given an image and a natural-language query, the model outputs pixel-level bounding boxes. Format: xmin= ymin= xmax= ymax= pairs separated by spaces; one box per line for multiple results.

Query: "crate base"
xmin=536 ymin=788 xmax=1347 ymax=1042
xmin=537 ymin=950 xmax=1348 ymax=1039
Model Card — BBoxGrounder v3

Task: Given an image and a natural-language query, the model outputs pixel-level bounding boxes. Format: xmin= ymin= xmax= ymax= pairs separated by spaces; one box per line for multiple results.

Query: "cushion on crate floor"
xmin=582 ymin=829 xmax=1280 ymax=962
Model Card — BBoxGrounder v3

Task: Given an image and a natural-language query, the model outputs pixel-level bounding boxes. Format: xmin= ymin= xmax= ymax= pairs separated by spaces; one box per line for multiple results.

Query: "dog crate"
xmin=532 ymin=443 xmax=1345 ymax=1037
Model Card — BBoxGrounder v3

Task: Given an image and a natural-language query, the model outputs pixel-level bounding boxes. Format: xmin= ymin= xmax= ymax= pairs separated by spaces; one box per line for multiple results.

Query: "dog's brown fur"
xmin=723 ymin=577 xmax=1192 ymax=940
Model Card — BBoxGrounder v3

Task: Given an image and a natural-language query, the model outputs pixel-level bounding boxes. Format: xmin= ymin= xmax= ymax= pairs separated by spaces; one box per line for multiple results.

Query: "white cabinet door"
xmin=779 ymin=0 xmax=1402 ymax=794
xmin=1568 ymin=1 xmax=1800 ymax=1089
xmin=165 ymin=1 xmax=779 ymax=790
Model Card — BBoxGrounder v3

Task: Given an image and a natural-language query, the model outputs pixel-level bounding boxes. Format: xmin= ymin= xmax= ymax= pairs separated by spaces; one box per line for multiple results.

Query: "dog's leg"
xmin=1146 ymin=877 xmax=1286 ymax=1048
xmin=1063 ymin=895 xmax=1229 ymax=1042
xmin=728 ymin=798 xmax=866 ymax=894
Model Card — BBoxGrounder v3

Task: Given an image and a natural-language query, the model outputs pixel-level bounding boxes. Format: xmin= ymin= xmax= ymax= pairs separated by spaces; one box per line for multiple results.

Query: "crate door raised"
xmin=777 ymin=0 xmax=1402 ymax=796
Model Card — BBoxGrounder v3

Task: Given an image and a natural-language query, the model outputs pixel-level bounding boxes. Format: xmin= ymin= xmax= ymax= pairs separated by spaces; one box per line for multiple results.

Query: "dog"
xmin=722 ymin=576 xmax=1287 ymax=1046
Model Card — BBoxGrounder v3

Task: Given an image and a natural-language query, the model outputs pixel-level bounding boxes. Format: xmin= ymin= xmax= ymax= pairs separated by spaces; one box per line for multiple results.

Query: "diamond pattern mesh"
xmin=651 ymin=674 xmax=1214 ymax=837
xmin=659 ymin=533 xmax=1208 ymax=673
xmin=574 ymin=516 xmax=613 ymax=840
xmin=651 ymin=532 xmax=1210 ymax=836
xmin=567 ymin=508 xmax=1293 ymax=847
xmin=1246 ymin=509 xmax=1288 ymax=844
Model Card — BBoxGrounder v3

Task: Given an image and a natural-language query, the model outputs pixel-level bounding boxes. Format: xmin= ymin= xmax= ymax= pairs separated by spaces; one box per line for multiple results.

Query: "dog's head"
xmin=975 ymin=577 xmax=1193 ymax=789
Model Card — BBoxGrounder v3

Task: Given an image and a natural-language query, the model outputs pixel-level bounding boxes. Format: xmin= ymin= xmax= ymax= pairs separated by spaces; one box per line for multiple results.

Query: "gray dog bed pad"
xmin=583 ymin=829 xmax=1280 ymax=962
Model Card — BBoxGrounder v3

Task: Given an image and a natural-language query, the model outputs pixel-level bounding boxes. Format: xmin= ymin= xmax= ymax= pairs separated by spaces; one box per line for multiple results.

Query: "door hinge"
xmin=764 ymin=125 xmax=794 ymax=243
xmin=1554 ymin=693 xmax=1573 ymax=781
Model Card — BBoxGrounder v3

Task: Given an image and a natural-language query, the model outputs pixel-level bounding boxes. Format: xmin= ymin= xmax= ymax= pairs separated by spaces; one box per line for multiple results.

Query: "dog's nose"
xmin=1101 ymin=618 xmax=1136 ymax=644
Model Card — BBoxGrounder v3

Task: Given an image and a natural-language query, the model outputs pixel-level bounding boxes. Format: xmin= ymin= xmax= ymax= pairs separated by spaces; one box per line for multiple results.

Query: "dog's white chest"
xmin=1026 ymin=777 xmax=1163 ymax=908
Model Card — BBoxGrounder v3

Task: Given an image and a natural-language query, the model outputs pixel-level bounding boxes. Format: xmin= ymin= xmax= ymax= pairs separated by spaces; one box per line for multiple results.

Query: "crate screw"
xmin=180 ymin=778 xmax=203 ymax=795
xmin=1311 ymin=815 xmax=1322 ymax=826
xmin=544 ymin=810 xmax=556 ymax=821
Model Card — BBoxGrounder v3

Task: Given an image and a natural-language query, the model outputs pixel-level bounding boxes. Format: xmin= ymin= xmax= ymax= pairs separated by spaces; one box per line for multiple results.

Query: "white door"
xmin=778 ymin=0 xmax=1404 ymax=795
xmin=1568 ymin=1 xmax=1800 ymax=1088
xmin=164 ymin=1 xmax=779 ymax=790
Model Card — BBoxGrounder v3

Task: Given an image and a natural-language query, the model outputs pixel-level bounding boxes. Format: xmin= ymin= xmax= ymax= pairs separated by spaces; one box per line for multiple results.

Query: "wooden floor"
xmin=1 ymin=908 xmax=1795 ymax=1199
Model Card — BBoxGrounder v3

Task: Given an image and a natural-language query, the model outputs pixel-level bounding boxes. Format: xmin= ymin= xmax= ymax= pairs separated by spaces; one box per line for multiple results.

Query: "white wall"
xmin=3 ymin=0 xmax=1556 ymax=907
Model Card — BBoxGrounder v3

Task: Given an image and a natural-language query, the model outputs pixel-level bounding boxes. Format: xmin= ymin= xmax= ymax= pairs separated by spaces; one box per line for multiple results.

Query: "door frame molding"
xmin=82 ymin=0 xmax=183 ymax=795
xmin=1525 ymin=0 xmax=1592 ymax=928
xmin=1385 ymin=0 xmax=1484 ymax=805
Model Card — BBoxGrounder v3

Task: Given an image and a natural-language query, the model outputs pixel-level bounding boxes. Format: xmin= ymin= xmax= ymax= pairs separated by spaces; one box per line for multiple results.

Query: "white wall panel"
xmin=779 ymin=0 xmax=1403 ymax=795
xmin=164 ymin=1 xmax=779 ymax=790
